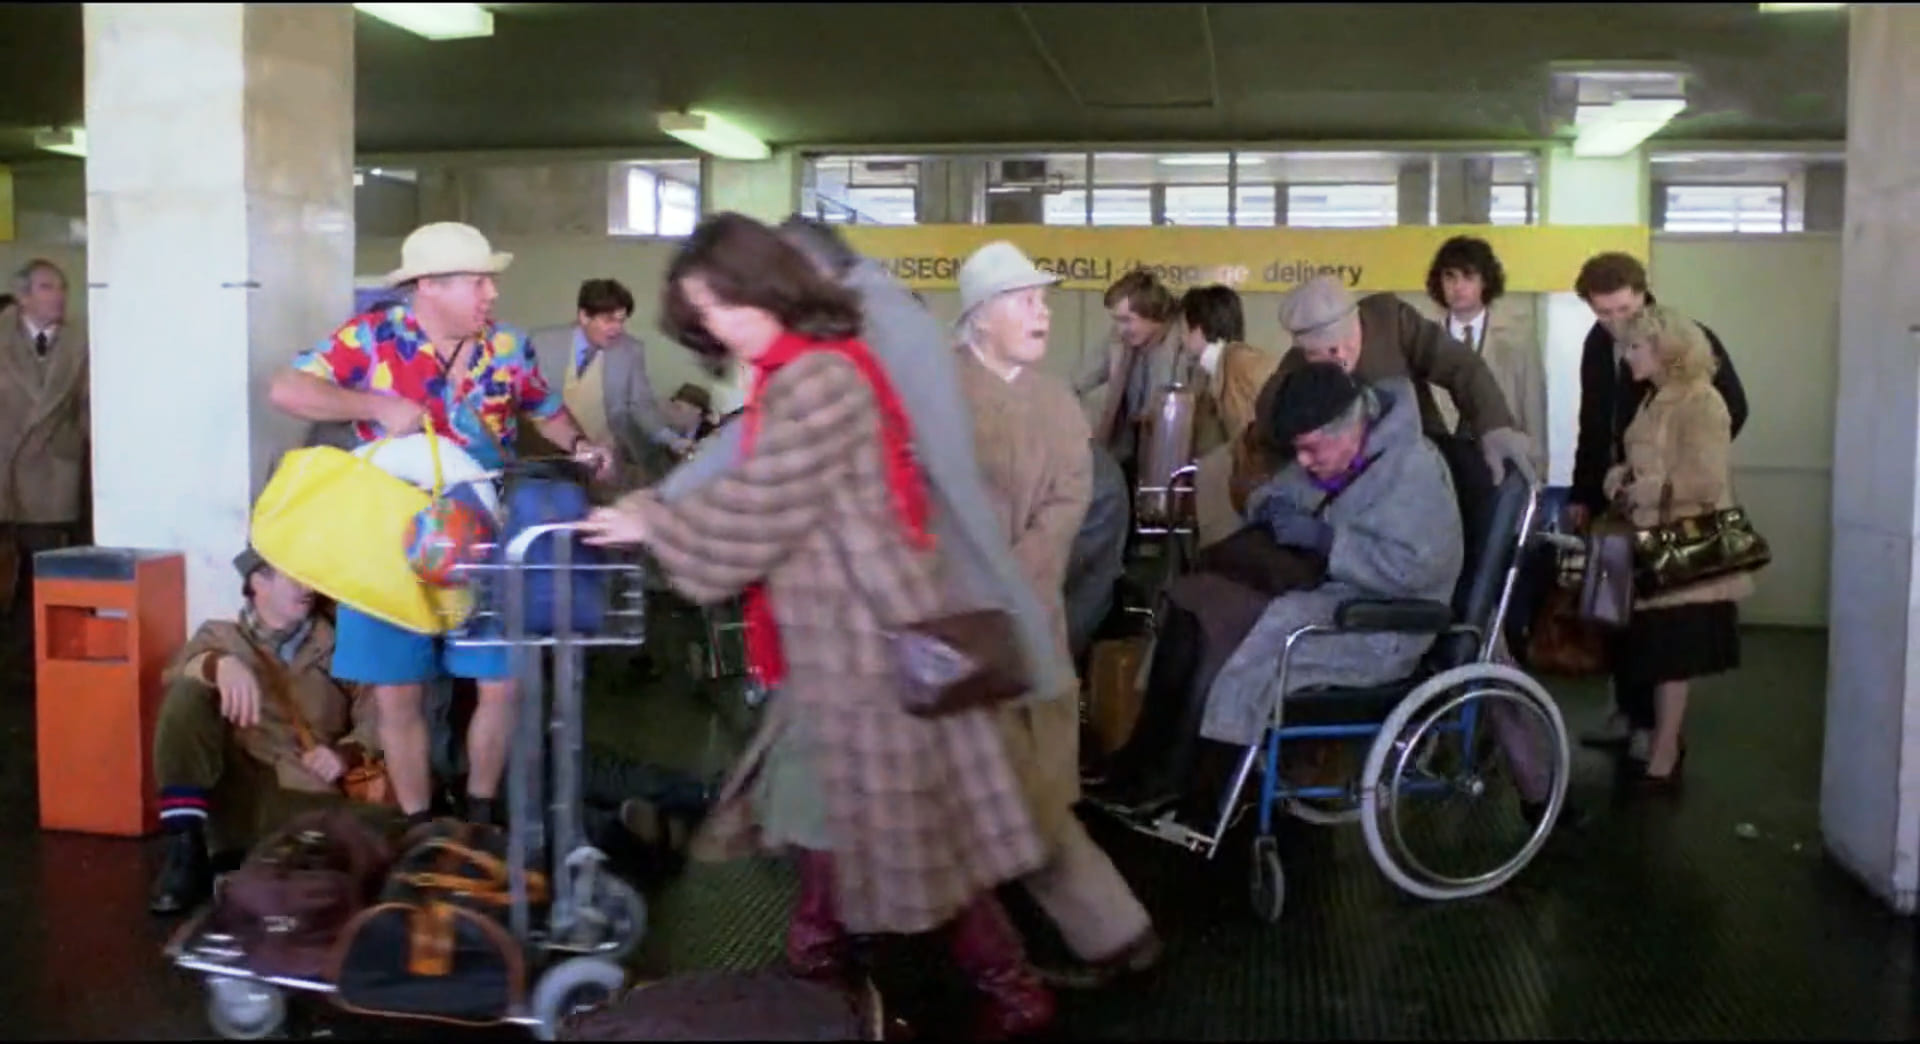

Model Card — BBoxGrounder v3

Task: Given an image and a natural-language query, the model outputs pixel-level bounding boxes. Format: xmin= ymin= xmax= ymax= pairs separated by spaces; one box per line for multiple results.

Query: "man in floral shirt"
xmin=269 ymin=222 xmax=612 ymax=828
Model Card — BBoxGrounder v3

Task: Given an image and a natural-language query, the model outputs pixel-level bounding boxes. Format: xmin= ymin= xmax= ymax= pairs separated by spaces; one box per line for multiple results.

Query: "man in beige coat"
xmin=0 ymin=259 xmax=89 ymax=621
xmin=953 ymin=241 xmax=1161 ymax=988
xmin=1423 ymin=236 xmax=1549 ymax=476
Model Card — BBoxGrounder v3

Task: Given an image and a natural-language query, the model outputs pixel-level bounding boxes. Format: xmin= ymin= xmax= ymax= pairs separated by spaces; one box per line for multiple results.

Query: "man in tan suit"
xmin=0 ymin=259 xmax=90 ymax=619
xmin=1424 ymin=236 xmax=1549 ymax=476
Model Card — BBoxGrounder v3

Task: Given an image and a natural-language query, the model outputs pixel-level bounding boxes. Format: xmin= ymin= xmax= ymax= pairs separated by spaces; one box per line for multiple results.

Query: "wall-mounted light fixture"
xmin=658 ymin=111 xmax=771 ymax=161
xmin=34 ymin=126 xmax=86 ymax=159
xmin=1574 ymin=97 xmax=1688 ymax=157
xmin=353 ymin=3 xmax=493 ymax=41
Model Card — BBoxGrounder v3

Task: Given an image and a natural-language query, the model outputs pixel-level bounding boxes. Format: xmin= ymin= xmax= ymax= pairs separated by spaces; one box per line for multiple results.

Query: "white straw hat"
xmin=383 ymin=222 xmax=514 ymax=288
xmin=954 ymin=241 xmax=1060 ymax=328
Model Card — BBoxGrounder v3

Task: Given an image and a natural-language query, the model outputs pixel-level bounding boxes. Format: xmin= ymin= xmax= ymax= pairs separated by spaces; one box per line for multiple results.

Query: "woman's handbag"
xmin=252 ymin=419 xmax=472 ymax=636
xmin=1632 ymin=482 xmax=1772 ymax=598
xmin=826 ymin=533 xmax=1026 ymax=719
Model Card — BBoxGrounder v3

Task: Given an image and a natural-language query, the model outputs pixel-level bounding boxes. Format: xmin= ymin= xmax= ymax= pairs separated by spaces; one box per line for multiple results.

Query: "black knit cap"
xmin=1268 ymin=361 xmax=1363 ymax=446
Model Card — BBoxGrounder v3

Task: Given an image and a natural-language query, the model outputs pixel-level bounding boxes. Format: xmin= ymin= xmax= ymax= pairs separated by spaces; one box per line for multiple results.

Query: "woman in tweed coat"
xmin=581 ymin=213 xmax=1055 ymax=1038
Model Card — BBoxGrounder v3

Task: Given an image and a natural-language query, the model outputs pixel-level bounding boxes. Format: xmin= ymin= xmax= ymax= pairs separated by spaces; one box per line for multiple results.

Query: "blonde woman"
xmin=952 ymin=241 xmax=1161 ymax=988
xmin=1604 ymin=304 xmax=1752 ymax=787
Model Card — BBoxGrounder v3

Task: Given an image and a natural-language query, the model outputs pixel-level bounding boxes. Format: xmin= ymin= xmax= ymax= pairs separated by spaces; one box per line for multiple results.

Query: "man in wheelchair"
xmin=1089 ymin=362 xmax=1463 ymax=817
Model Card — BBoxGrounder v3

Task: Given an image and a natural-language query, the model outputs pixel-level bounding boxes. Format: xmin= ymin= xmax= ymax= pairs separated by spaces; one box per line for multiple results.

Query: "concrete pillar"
xmin=84 ymin=3 xmax=354 ymax=628
xmin=704 ymin=149 xmax=803 ymax=224
xmin=1804 ymin=161 xmax=1847 ymax=232
xmin=1822 ymin=3 xmax=1920 ymax=916
xmin=1537 ymin=146 xmax=1648 ymax=485
xmin=1396 ymin=160 xmax=1433 ymax=226
xmin=1434 ymin=155 xmax=1493 ymax=225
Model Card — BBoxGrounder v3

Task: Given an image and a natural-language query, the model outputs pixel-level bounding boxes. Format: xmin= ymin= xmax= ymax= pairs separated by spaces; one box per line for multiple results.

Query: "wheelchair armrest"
xmin=1332 ymin=598 xmax=1455 ymax=634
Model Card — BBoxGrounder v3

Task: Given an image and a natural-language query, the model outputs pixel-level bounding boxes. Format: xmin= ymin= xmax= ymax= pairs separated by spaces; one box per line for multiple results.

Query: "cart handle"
xmin=503 ymin=522 xmax=587 ymax=566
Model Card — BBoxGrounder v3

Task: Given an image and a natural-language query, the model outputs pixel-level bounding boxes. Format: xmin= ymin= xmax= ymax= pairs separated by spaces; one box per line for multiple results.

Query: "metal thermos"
xmin=1137 ymin=382 xmax=1197 ymax=524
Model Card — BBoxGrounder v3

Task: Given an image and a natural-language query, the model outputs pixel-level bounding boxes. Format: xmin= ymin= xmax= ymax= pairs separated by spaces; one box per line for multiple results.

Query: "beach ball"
xmin=405 ymin=495 xmax=497 ymax=588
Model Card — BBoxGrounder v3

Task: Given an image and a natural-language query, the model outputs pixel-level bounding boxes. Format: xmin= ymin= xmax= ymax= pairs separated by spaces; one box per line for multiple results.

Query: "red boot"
xmin=786 ymin=848 xmax=848 ymax=981
xmin=947 ymin=894 xmax=1057 ymax=1040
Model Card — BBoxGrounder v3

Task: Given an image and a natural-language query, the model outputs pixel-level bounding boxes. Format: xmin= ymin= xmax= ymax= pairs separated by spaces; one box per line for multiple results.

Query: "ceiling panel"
xmin=0 ymin=3 xmax=1851 ymax=162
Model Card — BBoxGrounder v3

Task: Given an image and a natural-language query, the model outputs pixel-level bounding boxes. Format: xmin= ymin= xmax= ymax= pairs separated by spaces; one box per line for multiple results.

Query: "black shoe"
xmin=150 ymin=825 xmax=213 ymax=917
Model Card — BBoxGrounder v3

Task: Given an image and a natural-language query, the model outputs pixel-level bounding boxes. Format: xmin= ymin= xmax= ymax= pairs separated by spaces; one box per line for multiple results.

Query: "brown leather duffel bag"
xmin=206 ymin=807 xmax=396 ymax=980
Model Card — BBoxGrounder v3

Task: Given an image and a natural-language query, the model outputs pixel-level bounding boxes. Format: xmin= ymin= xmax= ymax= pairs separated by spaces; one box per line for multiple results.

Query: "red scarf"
xmin=739 ymin=332 xmax=932 ymax=689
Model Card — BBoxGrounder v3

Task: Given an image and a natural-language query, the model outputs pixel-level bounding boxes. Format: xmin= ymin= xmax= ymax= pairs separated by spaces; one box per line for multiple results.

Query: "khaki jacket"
xmin=170 ymin=617 xmax=381 ymax=794
xmin=1428 ymin=305 xmax=1549 ymax=475
xmin=0 ymin=306 xmax=89 ymax=524
xmin=1193 ymin=341 xmax=1281 ymax=457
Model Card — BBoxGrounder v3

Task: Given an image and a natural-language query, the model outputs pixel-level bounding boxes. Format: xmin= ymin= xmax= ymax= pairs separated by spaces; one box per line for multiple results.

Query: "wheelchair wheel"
xmin=1358 ymin=663 xmax=1568 ymax=903
xmin=1248 ymin=834 xmax=1286 ymax=923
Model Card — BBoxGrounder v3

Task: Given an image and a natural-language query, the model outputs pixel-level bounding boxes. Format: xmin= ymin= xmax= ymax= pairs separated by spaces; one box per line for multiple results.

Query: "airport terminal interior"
xmin=2 ymin=1 xmax=1918 ymax=1039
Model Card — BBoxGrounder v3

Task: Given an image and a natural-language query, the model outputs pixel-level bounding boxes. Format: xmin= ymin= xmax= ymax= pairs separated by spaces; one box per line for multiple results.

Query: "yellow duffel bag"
xmin=251 ymin=422 xmax=474 ymax=636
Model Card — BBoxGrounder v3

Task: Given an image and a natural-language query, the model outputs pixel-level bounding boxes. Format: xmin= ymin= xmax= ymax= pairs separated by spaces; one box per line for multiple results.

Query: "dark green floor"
xmin=0 ymin=608 xmax=1913 ymax=1039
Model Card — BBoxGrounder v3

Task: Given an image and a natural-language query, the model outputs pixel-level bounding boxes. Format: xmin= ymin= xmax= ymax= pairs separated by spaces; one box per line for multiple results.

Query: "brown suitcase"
xmin=1084 ymin=636 xmax=1151 ymax=757
xmin=206 ymin=807 xmax=396 ymax=980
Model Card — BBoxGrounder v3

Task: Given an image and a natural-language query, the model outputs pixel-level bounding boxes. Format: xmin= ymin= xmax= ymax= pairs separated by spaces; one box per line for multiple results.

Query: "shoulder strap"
xmin=235 ymin=633 xmax=318 ymax=754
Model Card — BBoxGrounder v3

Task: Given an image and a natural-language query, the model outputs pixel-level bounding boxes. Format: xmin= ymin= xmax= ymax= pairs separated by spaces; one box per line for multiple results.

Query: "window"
xmin=808 ymin=155 xmax=921 ymax=225
xmin=1233 ymin=185 xmax=1277 ymax=227
xmin=1659 ymin=183 xmax=1788 ymax=234
xmin=1163 ymin=185 xmax=1231 ymax=226
xmin=1090 ymin=188 xmax=1153 ymax=226
xmin=1285 ymin=184 xmax=1398 ymax=228
xmin=612 ymin=160 xmax=701 ymax=238
xmin=1489 ymin=183 xmax=1533 ymax=226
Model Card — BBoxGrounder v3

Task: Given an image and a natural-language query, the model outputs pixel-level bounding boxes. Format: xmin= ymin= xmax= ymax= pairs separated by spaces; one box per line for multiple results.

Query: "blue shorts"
xmin=331 ymin=604 xmax=511 ymax=685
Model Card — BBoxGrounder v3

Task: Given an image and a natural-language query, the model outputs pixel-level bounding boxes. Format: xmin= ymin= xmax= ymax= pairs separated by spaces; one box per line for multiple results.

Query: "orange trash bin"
xmin=33 ymin=547 xmax=186 ymax=837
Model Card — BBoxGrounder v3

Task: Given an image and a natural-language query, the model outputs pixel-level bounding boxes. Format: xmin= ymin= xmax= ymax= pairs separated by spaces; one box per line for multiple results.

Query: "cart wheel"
xmin=205 ymin=976 xmax=287 ymax=1040
xmin=530 ymin=956 xmax=626 ymax=1041
xmin=584 ymin=873 xmax=648 ymax=961
xmin=1249 ymin=835 xmax=1286 ymax=924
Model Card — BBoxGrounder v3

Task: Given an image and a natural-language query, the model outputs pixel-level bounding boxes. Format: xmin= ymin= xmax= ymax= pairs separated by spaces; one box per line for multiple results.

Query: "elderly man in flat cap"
xmin=1230 ymin=276 xmax=1536 ymax=511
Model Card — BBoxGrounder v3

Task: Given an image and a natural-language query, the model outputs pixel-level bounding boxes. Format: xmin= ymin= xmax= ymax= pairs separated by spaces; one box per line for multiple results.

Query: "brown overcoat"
xmin=956 ymin=351 xmax=1092 ymax=841
xmin=0 ymin=305 xmax=89 ymax=524
xmin=1610 ymin=378 xmax=1756 ymax=610
xmin=620 ymin=350 xmax=1045 ymax=936
xmin=1230 ymin=292 xmax=1517 ymax=511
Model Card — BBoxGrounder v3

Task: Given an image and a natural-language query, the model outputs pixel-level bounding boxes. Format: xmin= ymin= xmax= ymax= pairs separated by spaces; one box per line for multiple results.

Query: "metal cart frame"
xmin=169 ymin=521 xmax=651 ymax=1041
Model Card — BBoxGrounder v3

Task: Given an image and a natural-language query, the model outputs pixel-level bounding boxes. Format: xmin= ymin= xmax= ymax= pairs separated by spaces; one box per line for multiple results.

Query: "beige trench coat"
xmin=0 ymin=306 xmax=89 ymax=525
xmin=624 ymin=350 xmax=1045 ymax=936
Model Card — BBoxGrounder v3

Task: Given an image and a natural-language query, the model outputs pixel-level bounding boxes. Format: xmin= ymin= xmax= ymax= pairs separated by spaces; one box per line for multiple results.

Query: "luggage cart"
xmin=168 ymin=521 xmax=650 ymax=1041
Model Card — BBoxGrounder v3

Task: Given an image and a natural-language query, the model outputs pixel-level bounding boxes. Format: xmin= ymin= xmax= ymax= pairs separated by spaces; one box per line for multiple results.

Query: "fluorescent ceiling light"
xmin=1157 ymin=154 xmax=1234 ymax=167
xmin=1572 ymin=98 xmax=1686 ymax=158
xmin=34 ymin=126 xmax=86 ymax=159
xmin=658 ymin=111 xmax=770 ymax=161
xmin=1758 ymin=3 xmax=1846 ymax=10
xmin=354 ymin=3 xmax=494 ymax=41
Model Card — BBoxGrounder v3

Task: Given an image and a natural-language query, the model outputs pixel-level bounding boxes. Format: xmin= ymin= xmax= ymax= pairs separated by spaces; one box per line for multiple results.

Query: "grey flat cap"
xmin=1278 ymin=275 xmax=1358 ymax=349
xmin=234 ymin=547 xmax=267 ymax=580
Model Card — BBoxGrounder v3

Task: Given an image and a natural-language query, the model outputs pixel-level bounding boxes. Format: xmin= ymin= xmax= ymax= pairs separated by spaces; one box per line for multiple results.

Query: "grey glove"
xmin=1480 ymin=426 xmax=1538 ymax=485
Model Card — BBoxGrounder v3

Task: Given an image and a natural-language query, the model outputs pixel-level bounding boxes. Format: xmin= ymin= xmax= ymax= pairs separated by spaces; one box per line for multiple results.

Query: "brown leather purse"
xmin=828 ymin=536 xmax=1026 ymax=718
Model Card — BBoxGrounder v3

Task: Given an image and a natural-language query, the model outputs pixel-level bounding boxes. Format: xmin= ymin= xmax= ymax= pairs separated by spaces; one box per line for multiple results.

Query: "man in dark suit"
xmin=1565 ymin=252 xmax=1749 ymax=757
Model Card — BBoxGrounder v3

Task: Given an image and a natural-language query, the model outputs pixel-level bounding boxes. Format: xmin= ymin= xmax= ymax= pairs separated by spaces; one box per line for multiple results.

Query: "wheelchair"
xmin=1086 ymin=451 xmax=1572 ymax=923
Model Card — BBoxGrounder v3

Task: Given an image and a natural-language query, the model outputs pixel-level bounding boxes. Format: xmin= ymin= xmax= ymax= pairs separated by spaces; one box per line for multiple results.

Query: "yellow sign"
xmin=0 ymin=166 xmax=13 ymax=243
xmin=840 ymin=224 xmax=1649 ymax=295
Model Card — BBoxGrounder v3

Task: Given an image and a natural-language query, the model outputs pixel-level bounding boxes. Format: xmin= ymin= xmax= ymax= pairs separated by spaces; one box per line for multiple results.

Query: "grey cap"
xmin=1278 ymin=275 xmax=1358 ymax=349
xmin=955 ymin=242 xmax=1060 ymax=329
xmin=234 ymin=547 xmax=267 ymax=580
